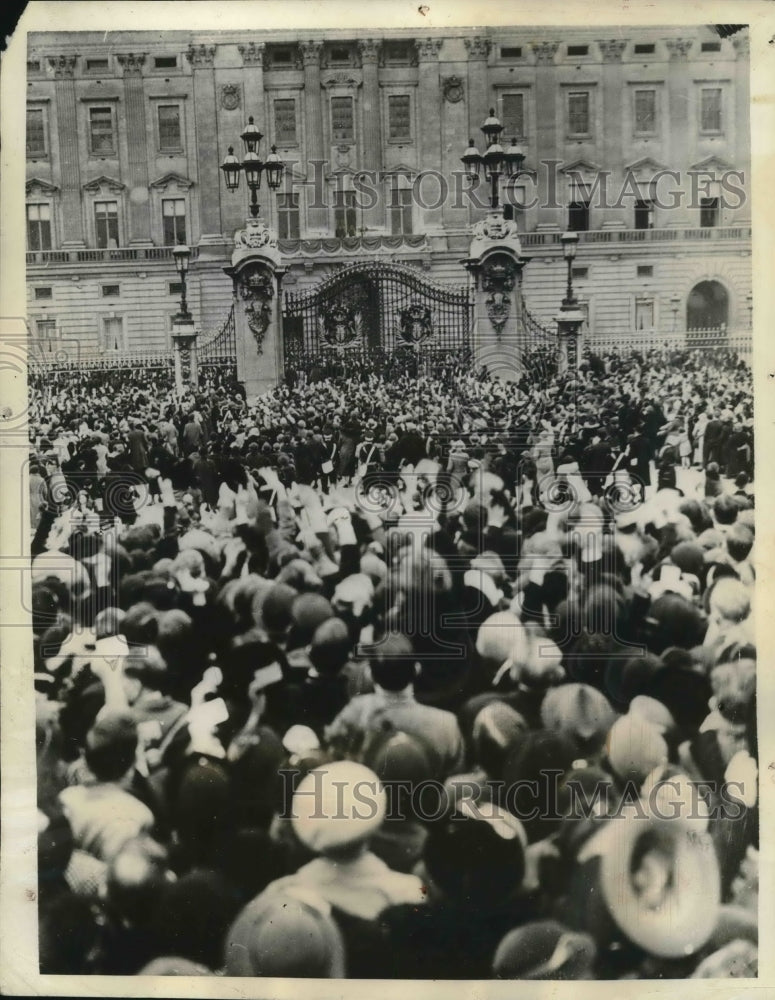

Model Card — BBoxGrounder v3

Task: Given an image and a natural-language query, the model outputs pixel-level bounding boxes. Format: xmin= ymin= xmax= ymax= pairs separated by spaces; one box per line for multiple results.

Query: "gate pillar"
xmin=224 ymin=219 xmax=286 ymax=402
xmin=462 ymin=212 xmax=531 ymax=382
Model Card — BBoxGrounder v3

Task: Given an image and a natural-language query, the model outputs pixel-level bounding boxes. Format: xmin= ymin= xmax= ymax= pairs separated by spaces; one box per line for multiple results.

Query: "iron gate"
xmin=282 ymin=261 xmax=473 ymax=380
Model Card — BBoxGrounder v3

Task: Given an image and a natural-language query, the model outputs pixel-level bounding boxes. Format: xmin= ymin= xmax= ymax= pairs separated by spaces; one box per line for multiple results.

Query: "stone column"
xmin=357 ymin=38 xmax=384 ymax=230
xmin=597 ymin=39 xmax=628 ymax=228
xmin=665 ymin=38 xmax=694 ymax=228
xmin=224 ymin=218 xmax=285 ymax=399
xmin=117 ymin=53 xmax=152 ymax=245
xmin=49 ymin=55 xmax=84 ymax=246
xmin=186 ymin=44 xmax=224 ymax=244
xmin=530 ymin=42 xmax=561 ymax=231
xmin=300 ymin=41 xmax=327 ymax=232
xmin=732 ymin=33 xmax=751 ymax=223
xmin=171 ymin=317 xmax=199 ymax=394
xmin=416 ymin=38 xmax=444 ymax=234
xmin=464 ymin=37 xmax=491 ymax=225
xmin=463 ymin=214 xmax=532 ymax=380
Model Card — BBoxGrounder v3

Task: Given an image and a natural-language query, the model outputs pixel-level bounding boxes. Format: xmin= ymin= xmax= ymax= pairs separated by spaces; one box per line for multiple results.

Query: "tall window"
xmin=94 ymin=201 xmax=119 ymax=248
xmin=501 ymin=93 xmax=525 ymax=138
xmin=388 ymin=95 xmax=411 ymax=140
xmin=101 ymin=316 xmax=124 ymax=352
xmin=26 ymin=107 xmax=46 ymax=156
xmin=274 ymin=99 xmax=297 ymax=144
xmin=36 ymin=318 xmax=57 ymax=340
xmin=389 ymin=178 xmax=413 ymax=235
xmin=277 ymin=191 xmax=300 ymax=239
xmin=157 ymin=105 xmax=182 ymax=151
xmin=635 ymin=299 xmax=655 ymax=331
xmin=89 ymin=106 xmax=115 ymax=155
xmin=162 ymin=198 xmax=187 ymax=245
xmin=331 ymin=96 xmax=354 ymax=143
xmin=27 ymin=203 xmax=52 ymax=250
xmin=568 ymin=200 xmax=589 ymax=231
xmin=634 ymin=199 xmax=655 ymax=230
xmin=633 ymin=90 xmax=657 ymax=135
xmin=333 ymin=189 xmax=357 ymax=237
xmin=700 ymin=197 xmax=720 ymax=228
xmin=567 ymin=92 xmax=590 ymax=135
xmin=700 ymin=88 xmax=722 ymax=133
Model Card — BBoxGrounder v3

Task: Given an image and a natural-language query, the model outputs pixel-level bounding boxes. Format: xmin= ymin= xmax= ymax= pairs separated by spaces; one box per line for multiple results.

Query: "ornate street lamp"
xmin=462 ymin=110 xmax=529 ymax=212
xmin=221 ymin=116 xmax=285 ymax=219
xmin=555 ymin=232 xmax=586 ymax=372
xmin=172 ymin=244 xmax=192 ymax=321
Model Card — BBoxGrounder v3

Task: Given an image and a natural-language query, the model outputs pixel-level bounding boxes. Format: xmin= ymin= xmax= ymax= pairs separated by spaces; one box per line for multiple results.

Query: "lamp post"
xmin=220 ymin=116 xmax=285 ymax=219
xmin=670 ymin=293 xmax=681 ymax=333
xmin=172 ymin=244 xmax=191 ymax=321
xmin=555 ymin=232 xmax=585 ymax=373
xmin=461 ymin=109 xmax=526 ymax=212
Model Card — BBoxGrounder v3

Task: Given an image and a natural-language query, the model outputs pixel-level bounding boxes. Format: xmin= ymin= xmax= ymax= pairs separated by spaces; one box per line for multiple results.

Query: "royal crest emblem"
xmin=442 ymin=75 xmax=464 ymax=103
xmin=319 ymin=302 xmax=363 ymax=347
xmin=221 ymin=83 xmax=241 ymax=111
xmin=398 ymin=301 xmax=433 ymax=344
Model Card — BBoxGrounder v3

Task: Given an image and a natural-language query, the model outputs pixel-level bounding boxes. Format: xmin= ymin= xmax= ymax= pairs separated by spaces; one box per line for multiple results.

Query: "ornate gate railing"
xmin=198 ymin=304 xmax=236 ymax=375
xmin=283 ymin=261 xmax=473 ymax=381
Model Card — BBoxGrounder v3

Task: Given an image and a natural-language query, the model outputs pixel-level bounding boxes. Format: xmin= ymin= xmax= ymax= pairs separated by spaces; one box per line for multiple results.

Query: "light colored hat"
xmin=292 ymin=761 xmax=385 ymax=854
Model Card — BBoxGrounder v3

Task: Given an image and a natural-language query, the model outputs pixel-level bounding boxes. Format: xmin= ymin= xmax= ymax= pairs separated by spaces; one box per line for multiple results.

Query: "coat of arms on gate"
xmin=398 ymin=301 xmax=433 ymax=344
xmin=319 ymin=302 xmax=363 ymax=347
xmin=238 ymin=266 xmax=275 ymax=354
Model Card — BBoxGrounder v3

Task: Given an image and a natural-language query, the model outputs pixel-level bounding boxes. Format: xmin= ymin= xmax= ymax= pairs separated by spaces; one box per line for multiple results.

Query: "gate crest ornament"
xmin=481 ymin=256 xmax=518 ymax=337
xmin=235 ymin=219 xmax=278 ymax=251
xmin=238 ymin=265 xmax=275 ymax=353
xmin=399 ymin=302 xmax=434 ymax=344
xmin=319 ymin=302 xmax=363 ymax=347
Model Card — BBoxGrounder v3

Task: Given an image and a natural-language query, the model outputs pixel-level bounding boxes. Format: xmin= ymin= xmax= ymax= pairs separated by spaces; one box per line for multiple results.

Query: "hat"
xmin=540 ymin=684 xmax=616 ymax=755
xmin=604 ymin=653 xmax=663 ymax=712
xmin=363 ymin=729 xmax=436 ymax=788
xmin=260 ymin=583 xmax=299 ymax=636
xmin=289 ymin=593 xmax=333 ymax=647
xmin=292 ymin=762 xmax=385 ymax=854
xmin=224 ymin=886 xmax=346 ymax=977
xmin=643 ymin=666 xmax=712 ymax=732
xmin=138 ymin=957 xmax=213 ymax=976
xmin=493 ymin=920 xmax=597 ymax=979
xmin=606 ymin=713 xmax=668 ymax=784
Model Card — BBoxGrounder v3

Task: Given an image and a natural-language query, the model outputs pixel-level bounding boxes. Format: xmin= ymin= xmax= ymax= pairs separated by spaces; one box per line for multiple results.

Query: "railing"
xmin=28 ymin=345 xmax=175 ymax=372
xmin=199 ymin=304 xmax=236 ymax=365
xmin=521 ymin=226 xmax=751 ymax=248
xmin=26 ymin=246 xmax=202 ymax=265
xmin=584 ymin=327 xmax=752 ymax=364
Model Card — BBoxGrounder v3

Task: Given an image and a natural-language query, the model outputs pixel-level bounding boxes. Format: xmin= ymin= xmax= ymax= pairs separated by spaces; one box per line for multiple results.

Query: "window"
xmin=89 ymin=106 xmax=115 ymax=155
xmin=635 ymin=299 xmax=654 ymax=331
xmin=384 ymin=41 xmax=413 ymax=64
xmin=633 ymin=43 xmax=655 ymax=54
xmin=169 ymin=281 xmax=183 ymax=295
xmin=501 ymin=93 xmax=525 ymax=139
xmin=94 ymin=201 xmax=119 ymax=248
xmin=101 ymin=284 xmax=120 ymax=297
xmin=567 ymin=45 xmax=589 ymax=57
xmin=270 ymin=47 xmax=294 ymax=67
xmin=568 ymin=92 xmax=590 ymax=135
xmin=700 ymin=88 xmax=722 ymax=133
xmin=27 ymin=203 xmax=51 ymax=250
xmin=27 ymin=59 xmax=41 ymax=72
xmin=700 ymin=197 xmax=720 ymax=228
xmin=86 ymin=58 xmax=109 ymax=72
xmin=635 ymin=199 xmax=655 ymax=230
xmin=101 ymin=316 xmax=124 ymax=352
xmin=36 ymin=318 xmax=57 ymax=339
xmin=26 ymin=107 xmax=46 ymax=157
xmin=634 ymin=89 xmax=657 ymax=135
xmin=34 ymin=287 xmax=53 ymax=300
xmin=329 ymin=46 xmax=351 ymax=64
xmin=331 ymin=96 xmax=354 ymax=142
xmin=572 ymin=267 xmax=588 ymax=280
xmin=568 ymin=200 xmax=590 ymax=231
xmin=274 ymin=99 xmax=297 ymax=144
xmin=158 ymin=105 xmax=182 ymax=151
xmin=701 ymin=42 xmax=721 ymax=53
xmin=154 ymin=56 xmax=177 ymax=69
xmin=637 ymin=265 xmax=654 ymax=278
xmin=388 ymin=95 xmax=411 ymax=140
xmin=333 ymin=189 xmax=357 ymax=237
xmin=389 ymin=179 xmax=413 ymax=236
xmin=501 ymin=46 xmax=522 ymax=58
xmin=162 ymin=198 xmax=187 ymax=245
xmin=277 ymin=192 xmax=300 ymax=239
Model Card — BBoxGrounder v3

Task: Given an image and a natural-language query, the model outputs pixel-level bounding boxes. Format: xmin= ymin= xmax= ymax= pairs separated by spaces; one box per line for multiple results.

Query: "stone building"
xmin=25 ymin=26 xmax=751 ymax=358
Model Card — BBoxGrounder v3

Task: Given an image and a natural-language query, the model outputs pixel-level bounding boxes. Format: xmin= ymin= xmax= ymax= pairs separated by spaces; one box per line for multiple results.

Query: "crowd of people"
xmin=30 ymin=344 xmax=757 ymax=979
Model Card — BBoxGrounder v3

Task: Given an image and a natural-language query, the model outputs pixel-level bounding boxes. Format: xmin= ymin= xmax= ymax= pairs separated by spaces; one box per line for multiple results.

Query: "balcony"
xmin=521 ymin=226 xmax=752 ymax=247
xmin=26 ymin=246 xmax=202 ymax=265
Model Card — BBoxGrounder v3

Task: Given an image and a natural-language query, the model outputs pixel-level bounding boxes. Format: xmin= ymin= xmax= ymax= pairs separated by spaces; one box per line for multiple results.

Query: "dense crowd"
xmin=30 ymin=345 xmax=757 ymax=979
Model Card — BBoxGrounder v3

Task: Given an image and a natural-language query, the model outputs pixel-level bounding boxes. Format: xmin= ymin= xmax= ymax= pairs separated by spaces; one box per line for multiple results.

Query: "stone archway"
xmin=686 ymin=280 xmax=729 ymax=331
